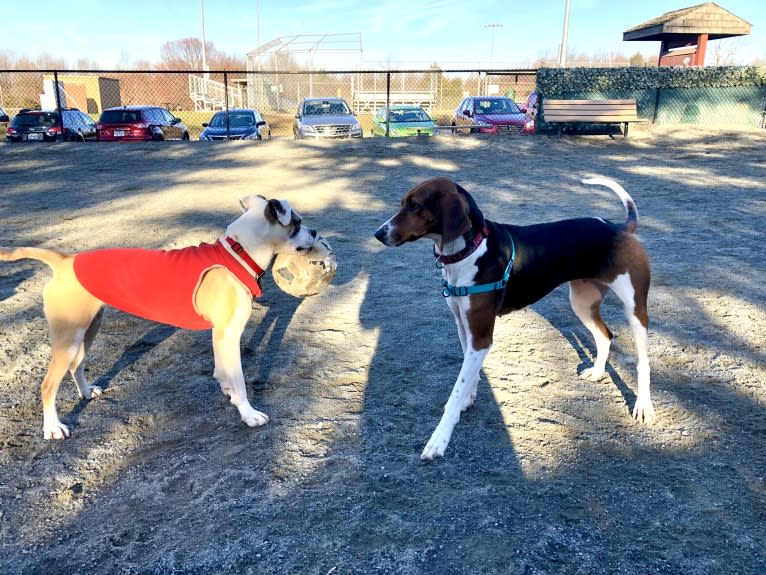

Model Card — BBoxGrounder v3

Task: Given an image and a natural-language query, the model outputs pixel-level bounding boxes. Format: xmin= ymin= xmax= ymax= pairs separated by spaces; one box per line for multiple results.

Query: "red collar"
xmin=221 ymin=236 xmax=265 ymax=278
xmin=434 ymin=224 xmax=489 ymax=265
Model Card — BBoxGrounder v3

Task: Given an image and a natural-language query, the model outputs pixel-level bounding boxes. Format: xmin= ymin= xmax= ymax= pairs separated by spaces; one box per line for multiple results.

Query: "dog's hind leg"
xmin=69 ymin=307 xmax=105 ymax=400
xmin=610 ymin=273 xmax=654 ymax=423
xmin=41 ymin=326 xmax=90 ymax=439
xmin=569 ymin=278 xmax=613 ymax=381
xmin=40 ymin=269 xmax=104 ymax=439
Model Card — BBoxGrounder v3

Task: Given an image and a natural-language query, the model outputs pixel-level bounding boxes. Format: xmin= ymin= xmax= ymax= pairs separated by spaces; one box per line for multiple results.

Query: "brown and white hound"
xmin=374 ymin=177 xmax=654 ymax=460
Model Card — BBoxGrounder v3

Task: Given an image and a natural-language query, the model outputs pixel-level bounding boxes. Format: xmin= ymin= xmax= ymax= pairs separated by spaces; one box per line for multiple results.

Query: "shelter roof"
xmin=623 ymin=2 xmax=752 ymax=42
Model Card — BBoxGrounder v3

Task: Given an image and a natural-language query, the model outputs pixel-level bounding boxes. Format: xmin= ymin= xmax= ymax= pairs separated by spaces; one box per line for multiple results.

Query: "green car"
xmin=371 ymin=105 xmax=439 ymax=137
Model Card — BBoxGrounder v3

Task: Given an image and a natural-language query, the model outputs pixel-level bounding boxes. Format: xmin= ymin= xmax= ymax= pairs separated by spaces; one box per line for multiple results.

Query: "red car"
xmin=96 ymin=106 xmax=189 ymax=141
xmin=452 ymin=96 xmax=534 ymax=134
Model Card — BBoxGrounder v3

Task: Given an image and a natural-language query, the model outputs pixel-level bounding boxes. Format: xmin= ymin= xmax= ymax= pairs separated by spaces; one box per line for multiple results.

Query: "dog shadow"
xmin=0 ymin=267 xmax=36 ymax=302
xmin=61 ymin=324 xmax=178 ymax=433
xmin=92 ymin=324 xmax=179 ymax=393
xmin=562 ymin=328 xmax=637 ymax=412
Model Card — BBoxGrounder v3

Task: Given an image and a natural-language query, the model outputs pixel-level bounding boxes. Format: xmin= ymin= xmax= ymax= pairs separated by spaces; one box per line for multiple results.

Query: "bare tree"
xmin=708 ymin=38 xmax=741 ymax=66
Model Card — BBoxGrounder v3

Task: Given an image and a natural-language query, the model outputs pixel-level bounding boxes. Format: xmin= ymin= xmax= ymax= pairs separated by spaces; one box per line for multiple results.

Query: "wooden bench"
xmin=542 ymin=99 xmax=640 ymax=138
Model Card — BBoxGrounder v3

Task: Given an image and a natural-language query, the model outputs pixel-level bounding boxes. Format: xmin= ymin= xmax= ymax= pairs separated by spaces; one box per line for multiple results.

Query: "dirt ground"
xmin=0 ymin=127 xmax=764 ymax=575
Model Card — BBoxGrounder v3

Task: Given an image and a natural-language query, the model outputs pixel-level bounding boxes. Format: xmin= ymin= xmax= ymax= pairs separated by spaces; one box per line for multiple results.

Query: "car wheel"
xmin=451 ymin=122 xmax=457 ymax=134
xmin=182 ymin=132 xmax=190 ymax=141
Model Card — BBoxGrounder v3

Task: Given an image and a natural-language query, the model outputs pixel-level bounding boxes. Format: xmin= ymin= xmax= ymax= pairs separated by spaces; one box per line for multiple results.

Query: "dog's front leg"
xmin=212 ymin=326 xmax=269 ymax=427
xmin=421 ymin=345 xmax=490 ymax=460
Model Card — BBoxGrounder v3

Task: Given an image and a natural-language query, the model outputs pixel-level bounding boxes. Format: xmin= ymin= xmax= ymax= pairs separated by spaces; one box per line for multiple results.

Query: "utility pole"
xmin=200 ymin=0 xmax=209 ymax=77
xmin=558 ymin=0 xmax=570 ymax=68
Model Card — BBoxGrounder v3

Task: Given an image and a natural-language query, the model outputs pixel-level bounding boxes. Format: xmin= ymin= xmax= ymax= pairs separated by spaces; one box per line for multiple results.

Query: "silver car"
xmin=293 ymin=97 xmax=363 ymax=139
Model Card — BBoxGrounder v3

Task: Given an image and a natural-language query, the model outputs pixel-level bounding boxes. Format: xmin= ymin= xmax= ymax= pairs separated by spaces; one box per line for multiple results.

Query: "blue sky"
xmin=3 ymin=0 xmax=764 ymax=68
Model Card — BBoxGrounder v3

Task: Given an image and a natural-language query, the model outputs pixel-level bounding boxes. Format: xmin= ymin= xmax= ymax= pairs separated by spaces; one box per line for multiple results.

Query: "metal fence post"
xmin=385 ymin=71 xmax=391 ymax=137
xmin=224 ymin=71 xmax=230 ymax=139
xmin=53 ymin=70 xmax=63 ymax=138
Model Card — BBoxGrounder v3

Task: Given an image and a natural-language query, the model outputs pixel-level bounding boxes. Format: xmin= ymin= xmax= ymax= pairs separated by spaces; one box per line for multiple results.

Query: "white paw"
xmin=421 ymin=428 xmax=450 ymax=461
xmin=241 ymin=409 xmax=269 ymax=427
xmin=632 ymin=396 xmax=656 ymax=424
xmin=579 ymin=366 xmax=607 ymax=381
xmin=44 ymin=422 xmax=70 ymax=440
xmin=85 ymin=385 xmax=103 ymax=400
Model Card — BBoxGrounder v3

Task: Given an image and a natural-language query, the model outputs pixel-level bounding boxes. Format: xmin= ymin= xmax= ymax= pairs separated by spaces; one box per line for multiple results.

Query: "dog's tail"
xmin=0 ymin=246 xmax=67 ymax=268
xmin=581 ymin=178 xmax=639 ymax=234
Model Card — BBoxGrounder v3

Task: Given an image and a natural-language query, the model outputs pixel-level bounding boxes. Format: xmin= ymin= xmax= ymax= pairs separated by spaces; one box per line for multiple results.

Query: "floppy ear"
xmin=438 ymin=188 xmax=472 ymax=244
xmin=265 ymin=199 xmax=293 ymax=226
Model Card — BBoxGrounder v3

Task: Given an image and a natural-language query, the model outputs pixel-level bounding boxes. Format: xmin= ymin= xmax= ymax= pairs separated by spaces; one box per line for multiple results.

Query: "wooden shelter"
xmin=623 ymin=2 xmax=752 ymax=66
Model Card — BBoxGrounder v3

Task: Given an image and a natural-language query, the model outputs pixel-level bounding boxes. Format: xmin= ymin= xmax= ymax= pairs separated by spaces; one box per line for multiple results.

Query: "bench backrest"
xmin=543 ymin=99 xmax=638 ymax=123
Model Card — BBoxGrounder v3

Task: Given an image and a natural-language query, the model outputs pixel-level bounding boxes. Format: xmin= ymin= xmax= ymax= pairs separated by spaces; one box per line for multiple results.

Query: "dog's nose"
xmin=374 ymin=225 xmax=388 ymax=243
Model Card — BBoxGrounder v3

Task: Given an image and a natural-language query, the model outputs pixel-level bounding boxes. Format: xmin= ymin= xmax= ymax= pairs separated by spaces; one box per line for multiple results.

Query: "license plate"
xmin=114 ymin=130 xmax=125 ymax=137
xmin=27 ymin=133 xmax=43 ymax=141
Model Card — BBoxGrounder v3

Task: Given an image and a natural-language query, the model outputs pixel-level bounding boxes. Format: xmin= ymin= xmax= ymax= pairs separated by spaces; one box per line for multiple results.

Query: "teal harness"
xmin=439 ymin=230 xmax=516 ymax=298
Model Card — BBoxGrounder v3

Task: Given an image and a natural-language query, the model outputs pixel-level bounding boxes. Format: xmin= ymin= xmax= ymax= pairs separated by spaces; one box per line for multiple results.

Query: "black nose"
xmin=374 ymin=226 xmax=387 ymax=242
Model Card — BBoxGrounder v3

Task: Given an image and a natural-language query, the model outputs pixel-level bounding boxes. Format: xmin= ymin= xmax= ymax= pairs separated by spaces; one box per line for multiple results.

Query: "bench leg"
xmin=623 ymin=122 xmax=629 ymax=138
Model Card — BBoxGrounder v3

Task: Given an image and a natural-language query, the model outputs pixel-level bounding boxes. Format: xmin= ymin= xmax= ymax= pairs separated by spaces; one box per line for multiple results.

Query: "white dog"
xmin=0 ymin=195 xmax=317 ymax=439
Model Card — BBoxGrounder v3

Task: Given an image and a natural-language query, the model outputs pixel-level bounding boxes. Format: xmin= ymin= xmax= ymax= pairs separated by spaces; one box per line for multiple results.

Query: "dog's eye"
xmin=406 ymin=200 xmax=420 ymax=213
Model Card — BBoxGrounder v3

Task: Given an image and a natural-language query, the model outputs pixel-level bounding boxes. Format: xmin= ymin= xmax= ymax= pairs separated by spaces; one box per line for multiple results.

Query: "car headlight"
xmin=300 ymin=124 xmax=316 ymax=135
xmin=244 ymin=130 xmax=261 ymax=140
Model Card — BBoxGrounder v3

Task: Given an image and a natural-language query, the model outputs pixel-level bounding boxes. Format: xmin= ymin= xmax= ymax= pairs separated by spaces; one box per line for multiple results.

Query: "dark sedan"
xmin=199 ymin=109 xmax=271 ymax=141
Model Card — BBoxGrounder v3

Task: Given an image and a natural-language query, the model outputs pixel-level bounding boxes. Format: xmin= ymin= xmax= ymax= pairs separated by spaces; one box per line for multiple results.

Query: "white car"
xmin=293 ymin=97 xmax=363 ymax=139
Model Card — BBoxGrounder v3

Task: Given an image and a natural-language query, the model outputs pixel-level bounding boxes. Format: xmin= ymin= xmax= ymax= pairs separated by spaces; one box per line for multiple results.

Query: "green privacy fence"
xmin=536 ymin=65 xmax=766 ymax=130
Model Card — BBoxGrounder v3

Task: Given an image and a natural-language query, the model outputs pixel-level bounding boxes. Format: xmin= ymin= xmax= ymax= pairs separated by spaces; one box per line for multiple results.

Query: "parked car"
xmin=0 ymin=106 xmax=9 ymax=124
xmin=452 ymin=96 xmax=534 ymax=134
xmin=371 ymin=105 xmax=439 ymax=137
xmin=5 ymin=108 xmax=97 ymax=143
xmin=96 ymin=106 xmax=190 ymax=141
xmin=199 ymin=108 xmax=271 ymax=141
xmin=293 ymin=97 xmax=362 ymax=139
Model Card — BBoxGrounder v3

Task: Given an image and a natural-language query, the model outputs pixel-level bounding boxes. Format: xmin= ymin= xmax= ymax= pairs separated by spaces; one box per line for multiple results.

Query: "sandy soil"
xmin=0 ymin=127 xmax=764 ymax=575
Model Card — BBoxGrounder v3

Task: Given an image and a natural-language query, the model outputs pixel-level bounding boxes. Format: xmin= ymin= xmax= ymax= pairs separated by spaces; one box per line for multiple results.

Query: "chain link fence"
xmin=1 ymin=68 xmax=764 ymax=140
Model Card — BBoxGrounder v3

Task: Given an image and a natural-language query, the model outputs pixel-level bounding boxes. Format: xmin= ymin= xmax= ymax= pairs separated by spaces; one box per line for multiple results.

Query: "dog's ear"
xmin=238 ymin=195 xmax=264 ymax=213
xmin=439 ymin=187 xmax=472 ymax=244
xmin=265 ymin=199 xmax=293 ymax=226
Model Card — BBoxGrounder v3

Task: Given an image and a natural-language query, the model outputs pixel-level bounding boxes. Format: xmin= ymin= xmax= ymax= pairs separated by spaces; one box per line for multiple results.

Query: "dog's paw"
xmin=85 ymin=385 xmax=103 ymax=400
xmin=421 ymin=428 xmax=451 ymax=461
xmin=632 ymin=397 xmax=656 ymax=424
xmin=44 ymin=422 xmax=70 ymax=440
xmin=241 ymin=409 xmax=269 ymax=427
xmin=579 ymin=366 xmax=607 ymax=381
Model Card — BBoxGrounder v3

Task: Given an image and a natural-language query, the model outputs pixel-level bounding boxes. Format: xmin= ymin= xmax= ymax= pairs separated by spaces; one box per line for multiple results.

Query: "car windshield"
xmin=389 ymin=109 xmax=431 ymax=123
xmin=14 ymin=113 xmax=57 ymax=128
xmin=475 ymin=99 xmax=521 ymax=114
xmin=209 ymin=112 xmax=255 ymax=128
xmin=304 ymin=101 xmax=350 ymax=116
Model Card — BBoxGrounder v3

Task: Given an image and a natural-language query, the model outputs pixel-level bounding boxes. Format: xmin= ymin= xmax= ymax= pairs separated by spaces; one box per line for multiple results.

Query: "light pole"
xmin=200 ymin=0 xmax=209 ymax=77
xmin=484 ymin=23 xmax=503 ymax=69
xmin=558 ymin=0 xmax=571 ymax=68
